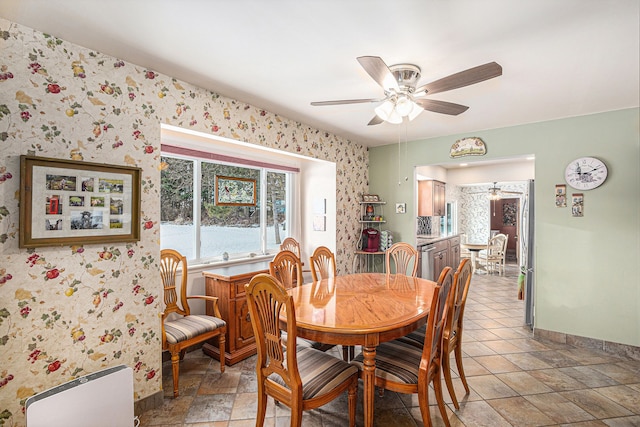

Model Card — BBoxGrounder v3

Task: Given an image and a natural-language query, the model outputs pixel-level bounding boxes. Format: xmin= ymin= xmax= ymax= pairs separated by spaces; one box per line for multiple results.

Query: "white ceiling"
xmin=2 ymin=0 xmax=638 ymax=147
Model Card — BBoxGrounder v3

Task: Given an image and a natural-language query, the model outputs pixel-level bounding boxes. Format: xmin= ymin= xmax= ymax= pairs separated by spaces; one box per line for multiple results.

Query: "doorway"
xmin=490 ymin=197 xmax=520 ymax=263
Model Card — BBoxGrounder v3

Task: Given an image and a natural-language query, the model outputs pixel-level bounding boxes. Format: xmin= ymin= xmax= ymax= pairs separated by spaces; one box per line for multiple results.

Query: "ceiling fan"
xmin=471 ymin=182 xmax=522 ymax=200
xmin=311 ymin=56 xmax=502 ymax=125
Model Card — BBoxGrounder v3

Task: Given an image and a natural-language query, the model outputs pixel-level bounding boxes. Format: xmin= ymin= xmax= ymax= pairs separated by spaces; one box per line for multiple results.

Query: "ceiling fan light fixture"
xmin=488 ymin=191 xmax=501 ymax=201
xmin=407 ymin=101 xmax=423 ymax=121
xmin=395 ymin=95 xmax=414 ymax=116
xmin=374 ymin=100 xmax=402 ymax=124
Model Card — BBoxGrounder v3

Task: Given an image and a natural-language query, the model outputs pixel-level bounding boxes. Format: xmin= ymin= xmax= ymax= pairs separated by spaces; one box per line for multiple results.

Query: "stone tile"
xmin=466 ymin=374 xmax=519 ymax=399
xmin=482 ymin=339 xmax=526 ymax=354
xmin=530 ymin=350 xmax=584 ymax=368
xmin=198 ymin=370 xmax=241 ymax=394
xmin=496 ymin=371 xmax=554 ymax=395
xmin=559 ymin=389 xmax=633 ymax=419
xmin=602 ymin=415 xmax=640 ymax=426
xmin=453 ymin=400 xmax=513 ymax=427
xmin=509 ymin=338 xmax=553 ymax=352
xmin=487 ymin=396 xmax=556 ymax=426
xmin=185 ymin=394 xmax=236 ymax=423
xmin=524 ymin=392 xmax=595 ymax=424
xmin=473 ymin=318 xmax=508 ymax=329
xmin=528 ymin=368 xmax=588 ymax=391
xmin=489 ymin=326 xmax=532 ymax=340
xmin=590 ymin=363 xmax=640 ymax=384
xmin=474 ymin=354 xmax=521 ymax=374
xmin=594 ymin=385 xmax=640 ymax=413
xmin=503 ymin=352 xmax=553 ymax=371
xmin=558 ymin=366 xmax=620 ymax=388
xmin=459 ymin=341 xmax=497 ymax=357
xmin=456 ymin=356 xmax=491 ymax=377
xmin=463 ymin=328 xmax=502 ymax=341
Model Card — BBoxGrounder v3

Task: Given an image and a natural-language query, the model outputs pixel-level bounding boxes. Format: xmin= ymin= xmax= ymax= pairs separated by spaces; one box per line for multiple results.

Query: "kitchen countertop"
xmin=416 ymin=234 xmax=459 ymax=246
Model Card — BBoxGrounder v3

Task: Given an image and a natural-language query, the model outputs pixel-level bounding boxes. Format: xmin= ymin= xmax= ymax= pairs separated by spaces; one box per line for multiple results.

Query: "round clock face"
xmin=564 ymin=157 xmax=608 ymax=190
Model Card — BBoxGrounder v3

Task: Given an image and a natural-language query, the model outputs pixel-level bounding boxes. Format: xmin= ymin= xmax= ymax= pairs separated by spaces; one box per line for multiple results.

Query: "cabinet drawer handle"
xmin=246 ymin=314 xmax=251 ymax=322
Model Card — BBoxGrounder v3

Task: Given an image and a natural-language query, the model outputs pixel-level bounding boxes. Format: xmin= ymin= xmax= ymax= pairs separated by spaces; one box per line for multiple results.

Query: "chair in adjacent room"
xmin=351 ymin=267 xmax=455 ymax=427
xmin=160 ymin=249 xmax=226 ymax=397
xmin=442 ymin=258 xmax=473 ymax=409
xmin=385 ymin=242 xmax=419 ymax=277
xmin=245 ymin=273 xmax=359 ymax=427
xmin=479 ymin=233 xmax=508 ymax=275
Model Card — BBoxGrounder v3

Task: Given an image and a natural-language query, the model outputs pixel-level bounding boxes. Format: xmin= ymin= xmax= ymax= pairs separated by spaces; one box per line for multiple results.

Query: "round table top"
xmin=286 ymin=273 xmax=437 ymax=336
xmin=461 ymin=242 xmax=487 ymax=251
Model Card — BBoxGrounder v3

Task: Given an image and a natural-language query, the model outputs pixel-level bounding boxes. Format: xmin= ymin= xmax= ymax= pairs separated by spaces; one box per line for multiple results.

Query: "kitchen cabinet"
xmin=420 ymin=235 xmax=461 ymax=281
xmin=418 ymin=180 xmax=446 ymax=216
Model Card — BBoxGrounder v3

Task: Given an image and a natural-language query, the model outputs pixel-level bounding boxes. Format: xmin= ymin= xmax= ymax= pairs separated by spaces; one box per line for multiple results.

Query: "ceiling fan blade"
xmin=356 ymin=56 xmax=399 ymax=91
xmin=414 ymin=99 xmax=469 ymax=115
xmin=310 ymin=98 xmax=382 ymax=106
xmin=415 ymin=62 xmax=502 ymax=95
xmin=367 ymin=115 xmax=384 ymax=126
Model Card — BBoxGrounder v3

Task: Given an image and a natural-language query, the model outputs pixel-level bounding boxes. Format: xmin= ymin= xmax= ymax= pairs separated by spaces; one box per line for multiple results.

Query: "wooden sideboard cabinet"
xmin=202 ymin=261 xmax=270 ymax=365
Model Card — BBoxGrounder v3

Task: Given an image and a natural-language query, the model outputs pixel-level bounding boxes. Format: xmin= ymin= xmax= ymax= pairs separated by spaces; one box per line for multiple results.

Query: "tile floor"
xmin=140 ymin=263 xmax=640 ymax=426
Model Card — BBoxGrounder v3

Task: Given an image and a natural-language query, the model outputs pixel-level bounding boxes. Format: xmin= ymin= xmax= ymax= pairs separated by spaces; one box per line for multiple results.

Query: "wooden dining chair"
xmin=160 ymin=249 xmax=226 ymax=397
xmin=442 ymin=258 xmax=473 ymax=409
xmin=280 ymin=237 xmax=301 ymax=258
xmin=245 ymin=273 xmax=358 ymax=427
xmin=479 ymin=233 xmax=508 ymax=275
xmin=270 ymin=250 xmax=332 ymax=351
xmin=385 ymin=242 xmax=419 ymax=276
xmin=309 ymin=246 xmax=337 ymax=282
xmin=351 ymin=267 xmax=455 ymax=427
xmin=309 ymin=246 xmax=354 ymax=359
xmin=269 ymin=250 xmax=303 ymax=290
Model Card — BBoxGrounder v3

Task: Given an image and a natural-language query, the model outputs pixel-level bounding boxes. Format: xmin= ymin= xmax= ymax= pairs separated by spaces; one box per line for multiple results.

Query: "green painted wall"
xmin=369 ymin=108 xmax=640 ymax=347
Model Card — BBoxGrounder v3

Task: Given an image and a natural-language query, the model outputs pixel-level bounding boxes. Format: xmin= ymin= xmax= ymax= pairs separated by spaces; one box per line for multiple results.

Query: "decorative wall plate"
xmin=450 ymin=137 xmax=487 ymax=158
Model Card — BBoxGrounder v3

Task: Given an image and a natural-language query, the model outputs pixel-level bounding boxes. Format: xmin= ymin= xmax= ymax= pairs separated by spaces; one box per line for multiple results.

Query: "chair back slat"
xmin=280 ymin=237 xmax=301 ymax=258
xmin=385 ymin=242 xmax=418 ymax=276
xmin=160 ymin=249 xmax=189 ymax=318
xmin=270 ymin=250 xmax=303 ymax=289
xmin=310 ymin=246 xmax=337 ymax=282
xmin=245 ymin=274 xmax=301 ymax=391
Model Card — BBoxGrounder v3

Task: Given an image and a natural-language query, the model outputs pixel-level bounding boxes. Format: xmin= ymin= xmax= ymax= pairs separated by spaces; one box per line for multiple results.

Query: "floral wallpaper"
xmin=0 ymin=19 xmax=368 ymax=426
xmin=456 ymin=182 xmax=528 ymax=243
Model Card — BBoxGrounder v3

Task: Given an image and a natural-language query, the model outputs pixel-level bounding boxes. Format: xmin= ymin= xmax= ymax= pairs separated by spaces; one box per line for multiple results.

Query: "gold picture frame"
xmin=19 ymin=155 xmax=141 ymax=248
xmin=215 ymin=175 xmax=257 ymax=206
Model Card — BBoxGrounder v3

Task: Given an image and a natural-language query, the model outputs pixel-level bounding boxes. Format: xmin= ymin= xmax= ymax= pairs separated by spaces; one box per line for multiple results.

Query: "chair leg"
xmin=170 ymin=349 xmax=181 ymax=398
xmin=218 ymin=332 xmax=226 ymax=373
xmin=441 ymin=345 xmax=459 ymax=410
xmin=454 ymin=341 xmax=470 ymax=394
xmin=417 ymin=377 xmax=432 ymax=427
xmin=348 ymin=379 xmax=357 ymax=427
xmin=432 ymin=369 xmax=451 ymax=427
xmin=256 ymin=386 xmax=267 ymax=426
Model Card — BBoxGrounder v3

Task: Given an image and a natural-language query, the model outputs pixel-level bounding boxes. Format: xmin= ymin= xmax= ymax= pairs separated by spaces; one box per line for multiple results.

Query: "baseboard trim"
xmin=134 ymin=390 xmax=164 ymax=415
xmin=534 ymin=328 xmax=640 ymax=361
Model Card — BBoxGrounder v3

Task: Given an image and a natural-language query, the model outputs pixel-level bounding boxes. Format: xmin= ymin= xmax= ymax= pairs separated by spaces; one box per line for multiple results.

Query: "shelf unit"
xmin=353 ymin=200 xmax=388 ymax=273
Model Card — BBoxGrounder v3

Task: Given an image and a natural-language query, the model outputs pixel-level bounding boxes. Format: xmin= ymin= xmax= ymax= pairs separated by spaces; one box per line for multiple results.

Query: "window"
xmin=160 ymin=153 xmax=293 ymax=263
xmin=440 ymin=201 xmax=457 ymax=236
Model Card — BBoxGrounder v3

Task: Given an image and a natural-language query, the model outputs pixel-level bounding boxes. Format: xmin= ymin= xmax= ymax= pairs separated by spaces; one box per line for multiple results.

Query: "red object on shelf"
xmin=362 ymin=228 xmax=380 ymax=252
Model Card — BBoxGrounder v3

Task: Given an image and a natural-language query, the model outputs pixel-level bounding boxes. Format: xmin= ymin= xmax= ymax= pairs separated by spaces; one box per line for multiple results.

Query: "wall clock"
xmin=564 ymin=157 xmax=608 ymax=190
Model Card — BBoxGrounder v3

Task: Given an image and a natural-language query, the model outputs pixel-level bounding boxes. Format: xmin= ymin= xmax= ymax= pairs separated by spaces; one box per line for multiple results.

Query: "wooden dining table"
xmin=284 ymin=272 xmax=437 ymax=427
